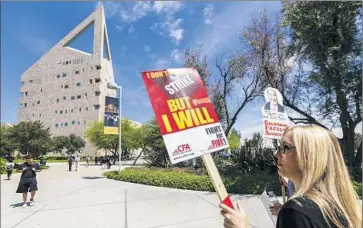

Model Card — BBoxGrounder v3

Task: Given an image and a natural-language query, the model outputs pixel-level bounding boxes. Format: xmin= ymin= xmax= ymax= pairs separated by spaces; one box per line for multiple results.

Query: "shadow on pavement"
xmin=10 ymin=202 xmax=25 ymax=208
xmin=81 ymin=176 xmax=104 ymax=180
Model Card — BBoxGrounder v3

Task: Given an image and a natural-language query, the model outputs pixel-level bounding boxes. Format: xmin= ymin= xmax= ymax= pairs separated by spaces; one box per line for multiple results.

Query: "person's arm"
xmin=277 ymin=208 xmax=316 ymax=228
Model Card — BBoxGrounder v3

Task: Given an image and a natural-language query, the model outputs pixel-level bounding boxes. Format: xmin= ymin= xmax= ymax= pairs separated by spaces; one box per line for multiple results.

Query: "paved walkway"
xmin=1 ymin=163 xmax=275 ymax=228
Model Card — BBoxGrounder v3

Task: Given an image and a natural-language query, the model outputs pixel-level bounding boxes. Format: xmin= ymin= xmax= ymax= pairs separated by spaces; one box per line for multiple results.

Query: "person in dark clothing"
xmin=67 ymin=155 xmax=73 ymax=171
xmin=220 ymin=124 xmax=361 ymax=228
xmin=5 ymin=159 xmax=15 ymax=180
xmin=16 ymin=155 xmax=40 ymax=207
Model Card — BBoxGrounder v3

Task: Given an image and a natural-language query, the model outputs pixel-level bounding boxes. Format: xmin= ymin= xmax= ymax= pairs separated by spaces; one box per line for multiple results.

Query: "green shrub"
xmin=0 ymin=157 xmax=6 ymax=174
xmin=104 ymin=168 xmax=363 ymax=197
xmin=104 ymin=168 xmax=282 ymax=195
xmin=353 ymin=181 xmax=362 ymax=197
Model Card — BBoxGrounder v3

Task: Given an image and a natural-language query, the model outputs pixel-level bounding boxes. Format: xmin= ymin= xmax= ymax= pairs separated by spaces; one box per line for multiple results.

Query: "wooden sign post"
xmin=201 ymin=154 xmax=234 ymax=208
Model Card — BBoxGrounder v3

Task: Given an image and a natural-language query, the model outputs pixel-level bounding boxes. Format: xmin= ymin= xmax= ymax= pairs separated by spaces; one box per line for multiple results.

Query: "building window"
xmin=24 ymin=103 xmax=27 ymax=108
xmin=55 ymin=123 xmax=59 ymax=128
xmin=65 ymin=122 xmax=68 ymax=127
xmin=39 ymin=114 xmax=41 ymax=117
xmin=61 ymin=85 xmax=64 ymax=88
xmin=89 ymin=79 xmax=93 ymax=84
xmin=91 ymin=66 xmax=93 ymax=70
xmin=55 ymin=110 xmax=57 ymax=114
xmin=95 ymin=92 xmax=100 ymax=96
xmin=75 ymin=70 xmax=79 ymax=74
xmin=25 ymin=92 xmax=28 ymax=96
xmin=95 ymin=78 xmax=101 ymax=83
xmin=84 ymin=121 xmax=87 ymax=124
xmin=65 ymin=110 xmax=68 ymax=113
xmin=79 ymin=108 xmax=82 ymax=112
xmin=71 ymin=109 xmax=73 ymax=113
xmin=33 ymin=103 xmax=35 ymax=106
xmin=96 ymin=65 xmax=101 ymax=70
xmin=76 ymin=82 xmax=81 ymax=86
xmin=78 ymin=121 xmax=81 ymax=125
xmin=72 ymin=120 xmax=75 ymax=125
xmin=65 ymin=85 xmax=69 ymax=89
xmin=56 ymin=99 xmax=59 ymax=103
xmin=94 ymin=104 xmax=100 ymax=110
xmin=29 ymin=80 xmax=33 ymax=83
xmin=32 ymin=113 xmax=35 ymax=117
xmin=60 ymin=110 xmax=63 ymax=114
xmin=77 ymin=95 xmax=81 ymax=99
xmin=57 ymin=75 xmax=60 ymax=78
xmin=85 ymin=107 xmax=89 ymax=111
xmin=63 ymin=96 xmax=66 ymax=100
xmin=40 ymin=89 xmax=42 ymax=92
xmin=37 ymin=101 xmax=40 ymax=104
xmin=83 ymin=68 xmax=85 ymax=72
xmin=63 ymin=73 xmax=67 ymax=77
xmin=61 ymin=123 xmax=64 ymax=127
xmin=71 ymin=96 xmax=75 ymax=100
xmin=85 ymin=93 xmax=87 ymax=97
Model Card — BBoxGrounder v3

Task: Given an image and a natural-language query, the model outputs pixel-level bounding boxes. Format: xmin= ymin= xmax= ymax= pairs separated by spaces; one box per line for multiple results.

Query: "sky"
xmin=1 ymin=1 xmax=360 ymax=140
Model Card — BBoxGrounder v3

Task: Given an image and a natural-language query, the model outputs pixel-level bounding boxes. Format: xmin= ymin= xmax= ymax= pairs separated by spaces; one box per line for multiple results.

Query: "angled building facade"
xmin=18 ymin=6 xmax=116 ymax=156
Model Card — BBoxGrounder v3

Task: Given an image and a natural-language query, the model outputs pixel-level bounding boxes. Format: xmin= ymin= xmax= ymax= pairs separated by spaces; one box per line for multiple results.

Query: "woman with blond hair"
xmin=220 ymin=124 xmax=361 ymax=228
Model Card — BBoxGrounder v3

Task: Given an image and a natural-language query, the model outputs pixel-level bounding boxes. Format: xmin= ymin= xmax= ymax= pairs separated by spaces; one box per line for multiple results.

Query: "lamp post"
xmin=107 ymin=82 xmax=122 ymax=171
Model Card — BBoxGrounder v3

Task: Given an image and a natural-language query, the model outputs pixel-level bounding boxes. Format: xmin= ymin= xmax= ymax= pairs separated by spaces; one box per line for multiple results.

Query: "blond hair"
xmin=284 ymin=124 xmax=361 ymax=228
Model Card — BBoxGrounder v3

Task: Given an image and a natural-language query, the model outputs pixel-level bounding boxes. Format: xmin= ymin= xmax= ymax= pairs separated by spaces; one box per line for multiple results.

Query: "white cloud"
xmin=163 ymin=18 xmax=184 ymax=45
xmin=119 ymin=2 xmax=153 ymax=23
xmin=101 ymin=1 xmax=184 ymax=45
xmin=144 ymin=45 xmax=151 ymax=52
xmin=115 ymin=25 xmax=124 ymax=31
xmin=203 ymin=4 xmax=214 ymax=24
xmin=153 ymin=1 xmax=183 ymax=15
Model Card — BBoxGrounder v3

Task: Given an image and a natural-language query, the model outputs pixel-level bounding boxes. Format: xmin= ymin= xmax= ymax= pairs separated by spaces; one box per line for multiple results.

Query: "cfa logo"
xmin=173 ymin=144 xmax=191 ymax=155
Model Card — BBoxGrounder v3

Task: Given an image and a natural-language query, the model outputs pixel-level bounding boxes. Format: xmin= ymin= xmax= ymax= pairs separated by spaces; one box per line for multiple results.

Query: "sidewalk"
xmin=1 ymin=163 xmax=276 ymax=228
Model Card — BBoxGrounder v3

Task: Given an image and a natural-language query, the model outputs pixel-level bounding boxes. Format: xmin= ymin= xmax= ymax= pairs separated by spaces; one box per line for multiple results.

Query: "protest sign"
xmin=141 ymin=68 xmax=230 ymax=164
xmin=104 ymin=96 xmax=119 ymax=135
xmin=142 ymin=68 xmax=233 ymax=209
xmin=261 ymin=87 xmax=289 ymax=139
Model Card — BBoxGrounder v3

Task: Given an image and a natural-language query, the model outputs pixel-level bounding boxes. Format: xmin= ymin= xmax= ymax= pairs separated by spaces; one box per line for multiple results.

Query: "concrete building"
xmin=18 ymin=5 xmax=116 ymax=157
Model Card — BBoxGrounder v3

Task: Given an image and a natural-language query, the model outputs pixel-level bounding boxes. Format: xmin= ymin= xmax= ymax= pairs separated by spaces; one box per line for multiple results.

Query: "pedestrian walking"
xmin=86 ymin=156 xmax=90 ymax=167
xmin=16 ymin=155 xmax=40 ymax=208
xmin=67 ymin=155 xmax=73 ymax=171
xmin=75 ymin=155 xmax=80 ymax=171
xmin=5 ymin=159 xmax=15 ymax=180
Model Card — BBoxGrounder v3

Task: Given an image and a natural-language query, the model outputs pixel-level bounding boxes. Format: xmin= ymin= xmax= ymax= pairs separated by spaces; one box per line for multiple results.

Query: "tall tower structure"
xmin=18 ymin=5 xmax=116 ymax=157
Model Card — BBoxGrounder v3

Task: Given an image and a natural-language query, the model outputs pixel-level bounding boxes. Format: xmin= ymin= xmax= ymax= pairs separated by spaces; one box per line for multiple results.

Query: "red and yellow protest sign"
xmin=142 ymin=68 xmax=229 ymax=164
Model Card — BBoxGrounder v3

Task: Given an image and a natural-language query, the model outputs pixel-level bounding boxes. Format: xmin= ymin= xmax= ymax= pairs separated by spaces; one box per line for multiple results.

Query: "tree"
xmin=227 ymin=129 xmax=241 ymax=150
xmin=84 ymin=118 xmax=139 ymax=164
xmin=7 ymin=121 xmax=52 ymax=157
xmin=183 ymin=48 xmax=265 ymax=136
xmin=65 ymin=134 xmax=85 ymax=155
xmin=230 ymin=132 xmax=276 ymax=173
xmin=142 ymin=118 xmax=171 ymax=168
xmin=51 ymin=136 xmax=69 ymax=156
xmin=0 ymin=125 xmax=18 ymax=157
xmin=132 ymin=124 xmax=150 ymax=165
xmin=282 ymin=2 xmax=362 ymax=166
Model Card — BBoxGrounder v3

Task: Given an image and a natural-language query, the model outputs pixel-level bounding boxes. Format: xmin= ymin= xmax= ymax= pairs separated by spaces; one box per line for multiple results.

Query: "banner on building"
xmin=261 ymin=87 xmax=289 ymax=139
xmin=142 ymin=68 xmax=230 ymax=164
xmin=104 ymin=96 xmax=119 ymax=135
